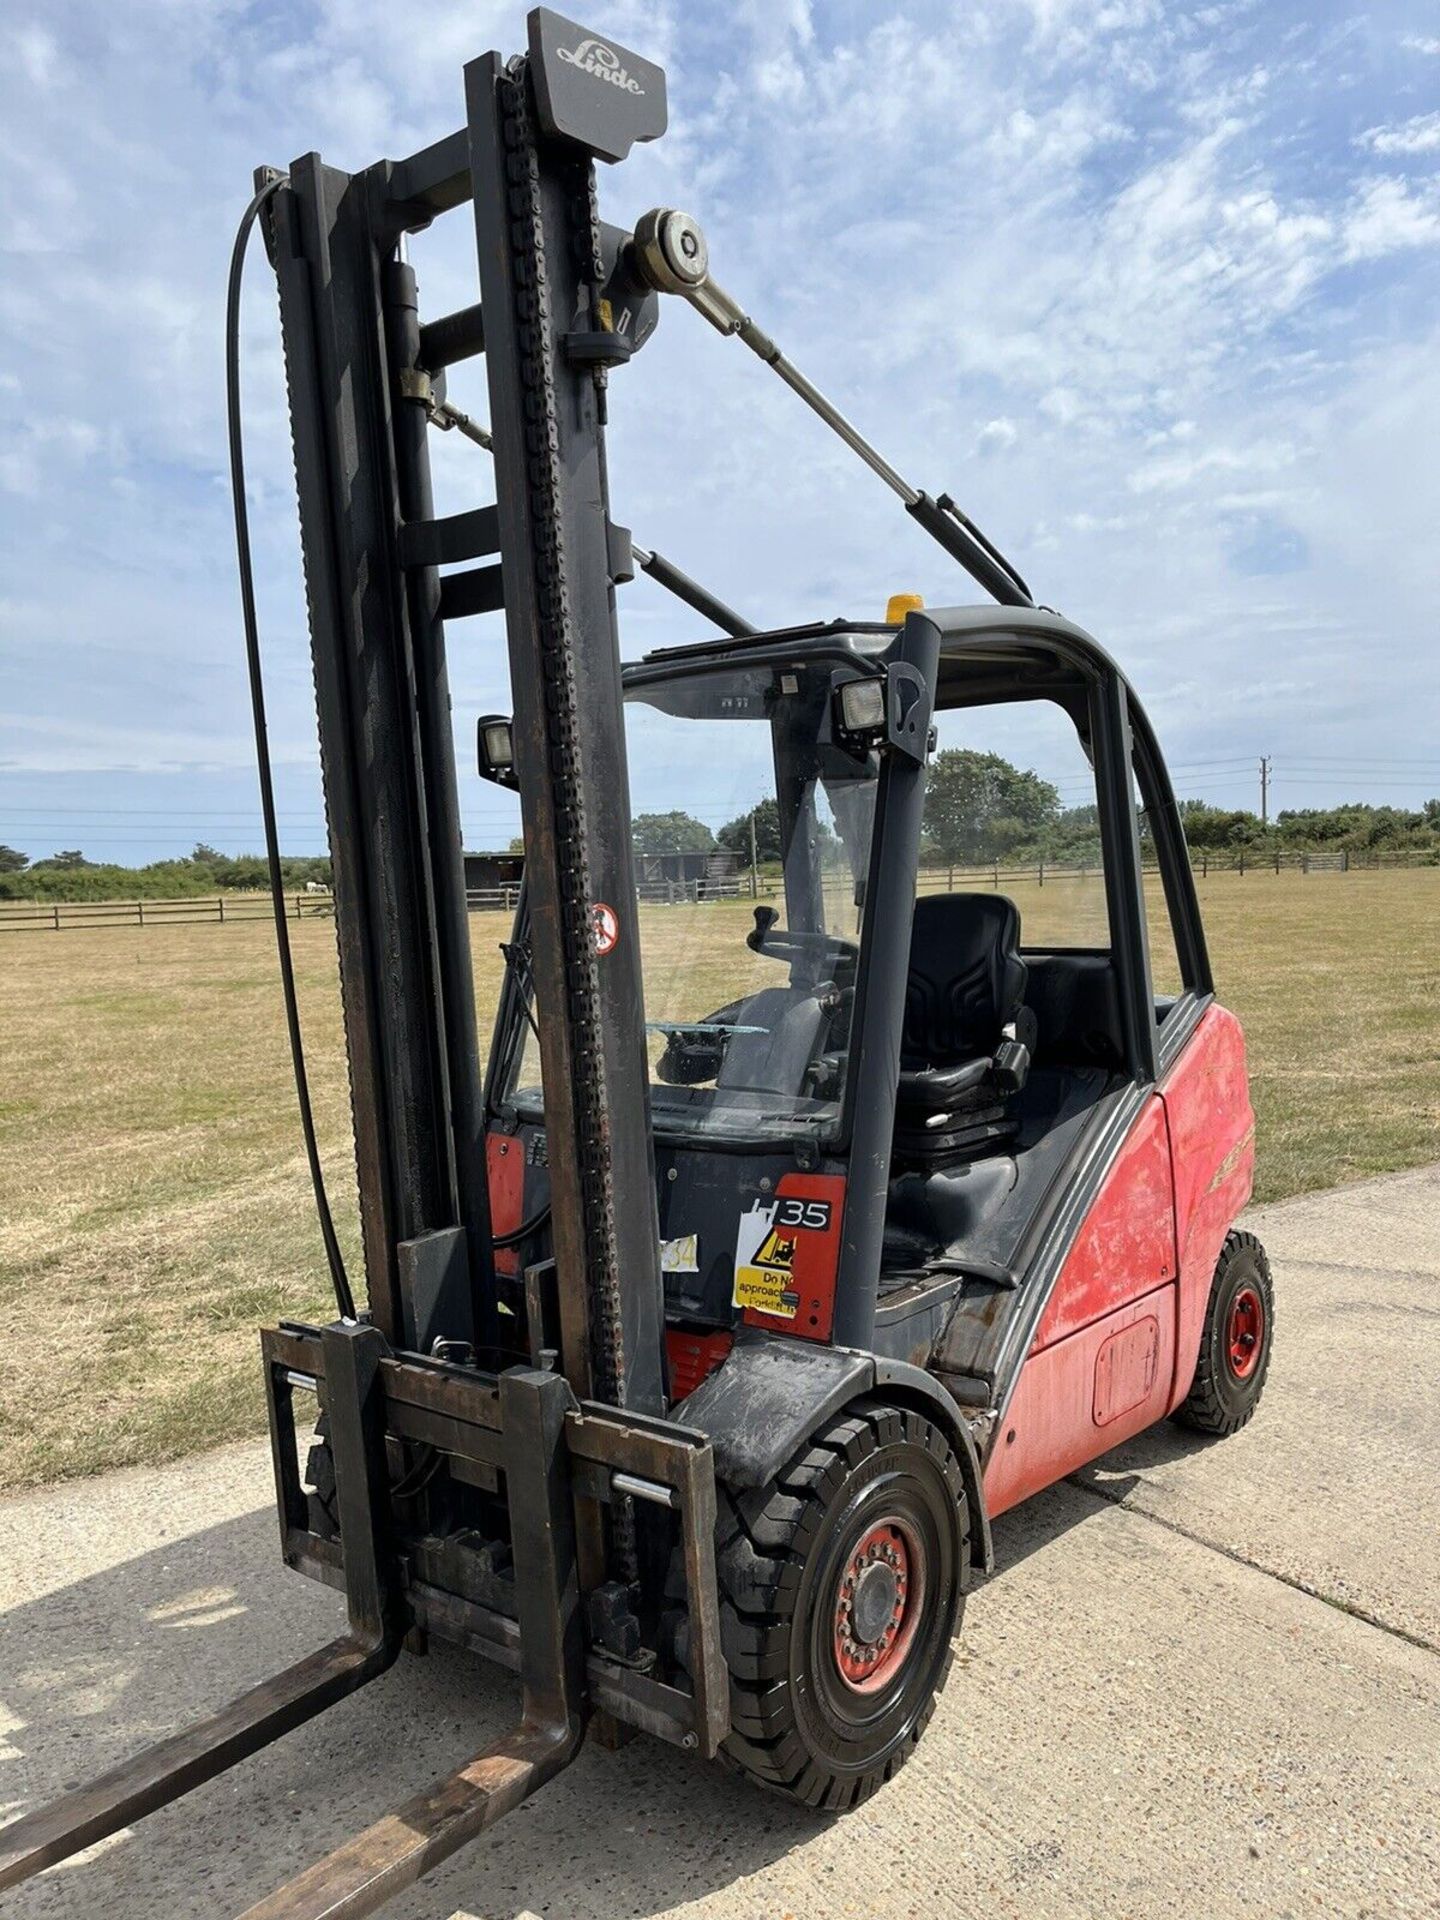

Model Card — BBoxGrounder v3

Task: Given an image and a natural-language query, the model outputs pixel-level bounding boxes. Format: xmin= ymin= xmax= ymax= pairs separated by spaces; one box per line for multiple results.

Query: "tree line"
xmin=0 ymin=843 xmax=332 ymax=901
xmin=6 ymin=757 xmax=1437 ymax=900
xmin=632 ymin=754 xmax=1440 ymax=868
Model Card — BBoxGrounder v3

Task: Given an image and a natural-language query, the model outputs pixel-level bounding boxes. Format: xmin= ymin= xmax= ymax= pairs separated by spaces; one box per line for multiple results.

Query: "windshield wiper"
xmin=500 ymin=936 xmax=541 ymax=1046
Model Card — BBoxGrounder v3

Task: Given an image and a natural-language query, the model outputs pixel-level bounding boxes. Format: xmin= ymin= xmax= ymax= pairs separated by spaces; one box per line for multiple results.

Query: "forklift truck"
xmin=0 ymin=11 xmax=1272 ymax=1915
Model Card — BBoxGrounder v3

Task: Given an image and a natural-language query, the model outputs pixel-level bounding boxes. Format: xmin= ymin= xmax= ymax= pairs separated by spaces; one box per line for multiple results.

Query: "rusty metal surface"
xmin=234 ymin=1722 xmax=573 ymax=1920
xmin=267 ymin=1326 xmax=728 ymax=1756
xmin=237 ymin=1365 xmax=587 ymax=1918
xmin=0 ymin=1635 xmax=388 ymax=1893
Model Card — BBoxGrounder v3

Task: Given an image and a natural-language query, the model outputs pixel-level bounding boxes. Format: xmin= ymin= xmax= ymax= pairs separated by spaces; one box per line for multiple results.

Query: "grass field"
xmin=2 ymin=867 xmax=1437 ymax=1494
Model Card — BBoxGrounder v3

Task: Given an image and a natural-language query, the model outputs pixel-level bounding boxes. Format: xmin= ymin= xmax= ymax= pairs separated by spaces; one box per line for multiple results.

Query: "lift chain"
xmin=498 ymin=57 xmax=630 ymax=1431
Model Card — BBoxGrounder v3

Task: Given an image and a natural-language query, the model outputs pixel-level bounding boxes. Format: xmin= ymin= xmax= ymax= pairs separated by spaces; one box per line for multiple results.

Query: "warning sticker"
xmin=730 ymin=1178 xmax=845 ymax=1340
xmin=732 ymin=1199 xmax=801 ymax=1319
xmin=592 ymin=901 xmax=620 ymax=955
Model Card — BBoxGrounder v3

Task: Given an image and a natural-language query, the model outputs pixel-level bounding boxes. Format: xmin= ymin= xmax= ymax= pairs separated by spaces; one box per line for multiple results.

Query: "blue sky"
xmin=2 ymin=0 xmax=1438 ymax=864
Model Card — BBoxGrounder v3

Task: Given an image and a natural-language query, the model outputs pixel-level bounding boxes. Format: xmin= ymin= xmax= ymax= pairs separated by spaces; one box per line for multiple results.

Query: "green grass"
xmin=0 ymin=869 xmax=1436 ymax=1494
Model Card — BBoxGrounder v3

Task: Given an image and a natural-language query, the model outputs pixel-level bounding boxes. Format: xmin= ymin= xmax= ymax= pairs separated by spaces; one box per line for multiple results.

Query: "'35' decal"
xmin=732 ymin=1175 xmax=845 ymax=1340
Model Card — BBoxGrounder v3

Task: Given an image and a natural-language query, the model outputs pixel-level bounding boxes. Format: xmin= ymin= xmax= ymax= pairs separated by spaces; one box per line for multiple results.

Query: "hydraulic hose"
xmin=226 ymin=176 xmax=358 ymax=1324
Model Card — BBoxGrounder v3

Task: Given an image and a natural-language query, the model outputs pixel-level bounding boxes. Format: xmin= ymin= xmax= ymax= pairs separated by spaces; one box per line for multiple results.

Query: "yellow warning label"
xmin=734 ymin=1266 xmax=800 ymax=1316
xmin=732 ymin=1203 xmax=800 ymax=1318
xmin=753 ymin=1226 xmax=797 ymax=1271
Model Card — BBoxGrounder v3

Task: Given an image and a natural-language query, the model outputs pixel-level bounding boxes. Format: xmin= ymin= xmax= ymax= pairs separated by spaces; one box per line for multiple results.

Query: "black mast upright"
xmin=267 ymin=8 xmax=670 ymax=1430
xmin=465 ymin=20 xmax=669 ymax=1417
xmin=269 ymin=158 xmax=489 ymax=1346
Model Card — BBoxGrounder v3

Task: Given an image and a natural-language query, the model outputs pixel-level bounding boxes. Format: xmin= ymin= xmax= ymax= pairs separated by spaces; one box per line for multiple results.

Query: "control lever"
xmin=746 ymin=904 xmax=780 ymax=952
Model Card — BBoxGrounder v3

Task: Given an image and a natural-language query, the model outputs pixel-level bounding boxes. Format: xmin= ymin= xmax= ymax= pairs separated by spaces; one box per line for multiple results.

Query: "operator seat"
xmin=893 ymin=893 xmax=1035 ymax=1161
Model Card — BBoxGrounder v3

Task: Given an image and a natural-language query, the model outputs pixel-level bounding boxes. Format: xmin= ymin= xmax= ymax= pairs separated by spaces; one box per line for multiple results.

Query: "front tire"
xmin=715 ymin=1402 xmax=968 ymax=1810
xmin=1174 ymin=1229 xmax=1274 ymax=1436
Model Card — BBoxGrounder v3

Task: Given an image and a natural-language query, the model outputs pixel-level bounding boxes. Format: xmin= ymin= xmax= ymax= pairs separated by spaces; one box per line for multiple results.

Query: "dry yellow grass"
xmin=1 ymin=868 xmax=1436 ymax=1494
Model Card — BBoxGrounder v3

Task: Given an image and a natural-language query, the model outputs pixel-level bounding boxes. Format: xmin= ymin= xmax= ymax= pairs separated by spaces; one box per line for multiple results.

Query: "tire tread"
xmin=1174 ymin=1229 xmax=1274 ymax=1437
xmin=713 ymin=1401 xmax=967 ymax=1809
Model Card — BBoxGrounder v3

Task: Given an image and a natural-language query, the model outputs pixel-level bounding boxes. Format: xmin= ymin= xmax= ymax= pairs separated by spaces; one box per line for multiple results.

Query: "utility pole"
xmin=1259 ymin=755 xmax=1271 ymax=827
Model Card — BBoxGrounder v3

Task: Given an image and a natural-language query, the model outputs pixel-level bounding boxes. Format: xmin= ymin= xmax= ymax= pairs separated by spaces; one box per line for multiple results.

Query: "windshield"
xmin=501 ymin=656 xmax=882 ymax=1144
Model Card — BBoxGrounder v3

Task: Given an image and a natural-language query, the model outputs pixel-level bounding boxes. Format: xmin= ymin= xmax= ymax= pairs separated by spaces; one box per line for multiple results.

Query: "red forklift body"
xmin=987 ymin=1007 xmax=1254 ymax=1515
xmin=0 ymin=13 xmax=1275 ymax=1913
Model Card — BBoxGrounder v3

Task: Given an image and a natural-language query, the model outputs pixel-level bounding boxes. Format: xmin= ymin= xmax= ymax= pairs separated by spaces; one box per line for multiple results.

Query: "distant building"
xmin=465 ymin=847 xmax=743 ymax=900
xmin=463 ymin=851 xmax=525 ymax=896
xmin=635 ymin=849 xmax=743 ymax=894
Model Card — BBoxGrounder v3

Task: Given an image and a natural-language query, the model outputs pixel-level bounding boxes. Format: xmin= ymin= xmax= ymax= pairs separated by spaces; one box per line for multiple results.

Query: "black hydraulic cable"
xmin=935 ymin=493 xmax=1034 ymax=605
xmin=227 ymin=176 xmax=358 ymax=1323
xmin=491 ymin=1203 xmax=552 ymax=1250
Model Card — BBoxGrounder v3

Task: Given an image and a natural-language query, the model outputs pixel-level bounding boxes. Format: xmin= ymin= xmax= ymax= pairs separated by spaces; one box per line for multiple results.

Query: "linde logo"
xmin=556 ymin=36 xmax=645 ymax=93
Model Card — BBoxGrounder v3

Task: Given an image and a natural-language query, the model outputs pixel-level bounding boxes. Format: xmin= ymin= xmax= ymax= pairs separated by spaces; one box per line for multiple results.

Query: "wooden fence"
xmin=0 ymin=877 xmax=751 ymax=932
xmin=0 ymin=891 xmax=336 ymax=932
xmin=1 ymin=848 xmax=1431 ymax=933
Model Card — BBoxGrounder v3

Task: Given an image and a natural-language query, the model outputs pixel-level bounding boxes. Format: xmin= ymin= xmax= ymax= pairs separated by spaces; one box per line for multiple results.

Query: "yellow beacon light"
xmin=885 ymin=592 xmax=924 ymax=624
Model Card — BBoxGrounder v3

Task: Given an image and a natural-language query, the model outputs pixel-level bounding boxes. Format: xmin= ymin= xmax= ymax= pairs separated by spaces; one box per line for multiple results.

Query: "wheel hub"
xmin=851 ymin=1560 xmax=899 ymax=1643
xmin=1227 ymin=1284 xmax=1265 ymax=1380
xmin=832 ymin=1518 xmax=925 ymax=1694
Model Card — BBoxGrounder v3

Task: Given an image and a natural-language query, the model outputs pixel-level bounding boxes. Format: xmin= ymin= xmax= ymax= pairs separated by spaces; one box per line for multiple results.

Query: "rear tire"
xmin=1174 ymin=1230 xmax=1274 ymax=1437
xmin=714 ymin=1402 xmax=968 ymax=1810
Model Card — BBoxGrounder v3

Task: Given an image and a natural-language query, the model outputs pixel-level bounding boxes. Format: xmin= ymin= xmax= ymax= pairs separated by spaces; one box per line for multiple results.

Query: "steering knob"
xmin=746 ymin=904 xmax=780 ymax=952
xmin=633 ymin=208 xmax=710 ymax=293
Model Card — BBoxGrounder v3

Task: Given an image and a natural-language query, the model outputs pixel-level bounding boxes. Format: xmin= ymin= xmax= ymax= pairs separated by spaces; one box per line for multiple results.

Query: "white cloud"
xmin=1 ymin=0 xmax=1438 ymax=850
xmin=977 ymin=418 xmax=1020 ymax=455
xmin=10 ymin=22 xmax=60 ymax=86
xmin=1342 ymin=177 xmax=1440 ymax=261
xmin=1357 ymin=112 xmax=1440 ymax=156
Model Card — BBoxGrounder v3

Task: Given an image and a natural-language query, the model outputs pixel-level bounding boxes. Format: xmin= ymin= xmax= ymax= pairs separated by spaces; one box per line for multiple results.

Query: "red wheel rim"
xmin=1226 ymin=1284 xmax=1265 ymax=1380
xmin=831 ymin=1516 xmax=926 ymax=1695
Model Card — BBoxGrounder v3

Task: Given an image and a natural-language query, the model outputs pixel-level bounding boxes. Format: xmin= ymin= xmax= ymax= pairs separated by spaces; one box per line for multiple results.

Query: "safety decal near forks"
xmin=732 ymin=1174 xmax=845 ymax=1340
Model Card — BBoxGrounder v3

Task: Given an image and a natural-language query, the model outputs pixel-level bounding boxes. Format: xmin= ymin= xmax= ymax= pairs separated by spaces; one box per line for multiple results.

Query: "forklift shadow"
xmin=1067 ymin=1415 xmax=1222 ymax=1511
xmin=0 ymin=1504 xmax=823 ymax=1920
xmin=977 ymin=1478 xmax=1122 ymax=1585
xmin=4 ymin=1427 xmax=1216 ymax=1918
xmin=977 ymin=1416 xmax=1216 ymax=1585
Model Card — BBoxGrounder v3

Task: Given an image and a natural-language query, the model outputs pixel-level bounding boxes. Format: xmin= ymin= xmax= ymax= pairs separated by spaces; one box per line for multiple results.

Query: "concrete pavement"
xmin=2 ymin=1165 xmax=1437 ymax=1918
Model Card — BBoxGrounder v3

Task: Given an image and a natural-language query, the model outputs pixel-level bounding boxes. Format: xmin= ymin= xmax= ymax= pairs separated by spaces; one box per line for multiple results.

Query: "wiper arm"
xmin=628 ymin=210 xmax=1034 ymax=609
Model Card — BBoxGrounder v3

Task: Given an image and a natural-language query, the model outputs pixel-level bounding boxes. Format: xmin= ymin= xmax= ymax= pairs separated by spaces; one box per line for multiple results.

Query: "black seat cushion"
xmin=901 ymin=894 xmax=1027 ymax=1065
xmin=896 ymin=894 xmax=1032 ymax=1134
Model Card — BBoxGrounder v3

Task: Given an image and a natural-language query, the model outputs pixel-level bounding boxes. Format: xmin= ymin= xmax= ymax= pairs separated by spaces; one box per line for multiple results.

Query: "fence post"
xmin=1038 ymin=858 xmax=1044 ymax=888
xmin=53 ymin=903 xmax=61 ymax=931
xmin=1342 ymin=850 xmax=1349 ymax=872
xmin=1202 ymin=852 xmax=1208 ymax=878
xmin=219 ymin=894 xmax=225 ymax=923
xmin=1239 ymin=850 xmax=1246 ymax=876
xmin=138 ymin=899 xmax=145 ymax=928
xmin=993 ymin=860 xmax=999 ymax=889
